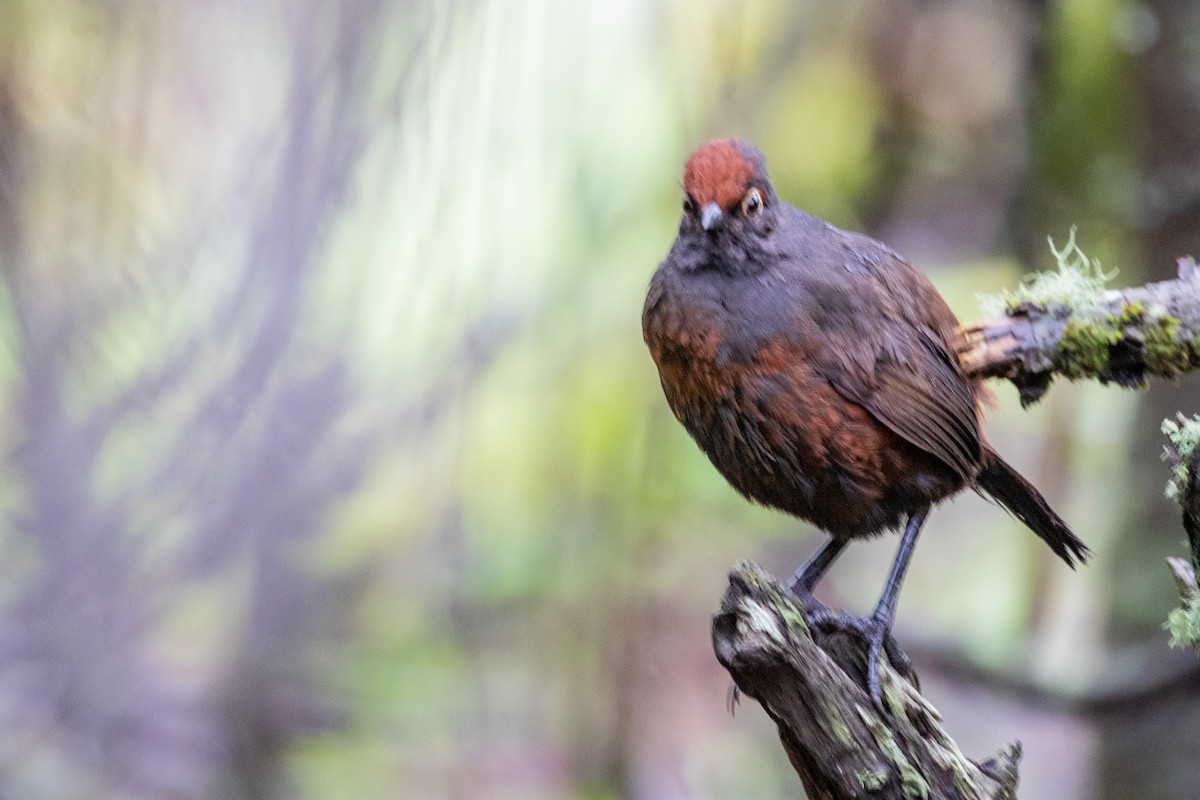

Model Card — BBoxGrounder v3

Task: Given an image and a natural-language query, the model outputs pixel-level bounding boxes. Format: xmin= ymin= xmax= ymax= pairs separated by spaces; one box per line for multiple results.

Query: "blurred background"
xmin=1 ymin=0 xmax=1199 ymax=798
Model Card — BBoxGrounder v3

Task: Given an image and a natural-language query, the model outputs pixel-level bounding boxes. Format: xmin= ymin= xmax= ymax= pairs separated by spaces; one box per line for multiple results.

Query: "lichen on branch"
xmin=976 ymin=228 xmax=1116 ymax=319
xmin=958 ymin=247 xmax=1200 ymax=406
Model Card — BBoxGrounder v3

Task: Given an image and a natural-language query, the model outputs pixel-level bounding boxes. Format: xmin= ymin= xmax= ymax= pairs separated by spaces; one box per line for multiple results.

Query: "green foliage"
xmin=1032 ymin=0 xmax=1135 ymax=232
xmin=761 ymin=45 xmax=884 ymax=223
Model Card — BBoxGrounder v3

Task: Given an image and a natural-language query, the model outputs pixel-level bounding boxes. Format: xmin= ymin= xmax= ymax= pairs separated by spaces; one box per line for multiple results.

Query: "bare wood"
xmin=712 ymin=564 xmax=1021 ymax=800
xmin=957 ymin=257 xmax=1200 ymax=406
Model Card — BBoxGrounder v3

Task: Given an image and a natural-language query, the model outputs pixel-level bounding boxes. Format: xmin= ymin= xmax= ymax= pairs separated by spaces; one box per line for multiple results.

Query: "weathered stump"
xmin=712 ymin=564 xmax=1021 ymax=800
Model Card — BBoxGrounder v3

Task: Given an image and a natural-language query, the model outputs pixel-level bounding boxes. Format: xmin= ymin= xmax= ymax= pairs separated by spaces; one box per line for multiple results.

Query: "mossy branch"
xmin=958 ymin=241 xmax=1200 ymax=647
xmin=712 ymin=564 xmax=1021 ymax=800
xmin=957 ymin=256 xmax=1200 ymax=407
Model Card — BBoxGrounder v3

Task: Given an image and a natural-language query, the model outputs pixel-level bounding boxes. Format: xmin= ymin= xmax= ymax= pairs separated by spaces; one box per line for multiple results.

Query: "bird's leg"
xmin=785 ymin=536 xmax=848 ymax=597
xmin=784 ymin=537 xmax=848 ymax=624
xmin=788 ymin=518 xmax=927 ymax=713
xmin=861 ymin=505 xmax=930 ymax=714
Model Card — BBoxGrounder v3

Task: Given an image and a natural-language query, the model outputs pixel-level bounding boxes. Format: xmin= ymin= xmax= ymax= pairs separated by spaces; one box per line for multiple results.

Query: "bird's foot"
xmin=862 ymin=614 xmax=894 ymax=716
xmin=804 ymin=607 xmax=913 ymax=716
xmin=784 ymin=582 xmax=833 ymax=620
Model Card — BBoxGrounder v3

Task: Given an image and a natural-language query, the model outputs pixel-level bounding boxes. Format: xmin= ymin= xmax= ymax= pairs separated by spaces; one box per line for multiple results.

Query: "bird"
xmin=641 ymin=138 xmax=1088 ymax=711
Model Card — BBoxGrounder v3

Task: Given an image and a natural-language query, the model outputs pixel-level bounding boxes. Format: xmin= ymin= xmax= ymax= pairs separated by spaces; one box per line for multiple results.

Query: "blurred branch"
xmin=957 ymin=257 xmax=1200 ymax=407
xmin=897 ymin=631 xmax=1200 ymax=714
xmin=712 ymin=564 xmax=1021 ymax=800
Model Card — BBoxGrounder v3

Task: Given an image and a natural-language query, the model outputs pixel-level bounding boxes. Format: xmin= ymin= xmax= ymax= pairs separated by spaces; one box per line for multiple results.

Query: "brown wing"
xmin=834 ymin=330 xmax=980 ymax=479
xmin=812 ymin=235 xmax=982 ymax=480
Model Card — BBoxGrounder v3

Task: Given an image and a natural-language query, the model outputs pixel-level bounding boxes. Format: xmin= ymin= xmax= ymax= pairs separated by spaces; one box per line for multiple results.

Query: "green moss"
xmin=899 ymin=763 xmax=930 ymax=798
xmin=858 ymin=706 xmax=930 ymax=800
xmin=1055 ymin=318 xmax=1119 ymax=377
xmin=819 ymin=697 xmax=855 ymax=747
xmin=1085 ymin=303 xmax=1192 ymax=379
xmin=1141 ymin=313 xmax=1192 ymax=376
xmin=779 ymin=601 xmax=809 ymax=636
xmin=948 ymin=753 xmax=977 ymax=795
xmin=856 ymin=768 xmax=889 ymax=792
xmin=1110 ymin=301 xmax=1145 ymax=334
xmin=881 ymin=675 xmax=907 ymax=719
xmin=1117 ymin=300 xmax=1145 ymax=322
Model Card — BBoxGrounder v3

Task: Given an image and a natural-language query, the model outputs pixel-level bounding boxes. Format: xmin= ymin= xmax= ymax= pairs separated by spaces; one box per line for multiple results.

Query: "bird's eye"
xmin=683 ymin=196 xmax=697 ymax=215
xmin=741 ymin=188 xmax=763 ymax=217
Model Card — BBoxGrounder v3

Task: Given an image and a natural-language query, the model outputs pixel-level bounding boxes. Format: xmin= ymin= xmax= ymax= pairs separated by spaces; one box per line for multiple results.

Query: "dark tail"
xmin=977 ymin=447 xmax=1089 ymax=568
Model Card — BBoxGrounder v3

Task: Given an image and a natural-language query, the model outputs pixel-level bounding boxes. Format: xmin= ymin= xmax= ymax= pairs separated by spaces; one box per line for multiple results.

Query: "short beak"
xmin=700 ymin=202 xmax=724 ymax=232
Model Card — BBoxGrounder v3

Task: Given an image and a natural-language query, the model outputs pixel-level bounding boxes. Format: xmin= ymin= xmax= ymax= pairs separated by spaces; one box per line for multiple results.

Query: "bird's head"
xmin=681 ymin=139 xmax=776 ymax=238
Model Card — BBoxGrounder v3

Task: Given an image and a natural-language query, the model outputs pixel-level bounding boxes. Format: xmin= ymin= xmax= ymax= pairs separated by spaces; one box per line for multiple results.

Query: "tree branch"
xmin=712 ymin=564 xmax=1021 ymax=800
xmin=957 ymin=257 xmax=1200 ymax=406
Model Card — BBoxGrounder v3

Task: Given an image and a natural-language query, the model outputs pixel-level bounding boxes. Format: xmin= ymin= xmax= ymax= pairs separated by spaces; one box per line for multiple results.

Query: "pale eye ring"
xmin=741 ymin=187 xmax=763 ymax=217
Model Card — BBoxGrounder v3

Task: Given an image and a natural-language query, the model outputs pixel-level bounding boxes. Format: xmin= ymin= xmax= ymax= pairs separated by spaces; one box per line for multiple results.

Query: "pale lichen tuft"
xmin=1162 ymin=414 xmax=1200 ymax=502
xmin=1166 ymin=593 xmax=1200 ymax=649
xmin=977 ymin=227 xmax=1116 ymax=317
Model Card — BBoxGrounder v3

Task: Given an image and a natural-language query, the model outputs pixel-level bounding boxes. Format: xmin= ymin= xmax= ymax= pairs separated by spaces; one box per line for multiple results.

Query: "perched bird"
xmin=642 ymin=139 xmax=1088 ymax=709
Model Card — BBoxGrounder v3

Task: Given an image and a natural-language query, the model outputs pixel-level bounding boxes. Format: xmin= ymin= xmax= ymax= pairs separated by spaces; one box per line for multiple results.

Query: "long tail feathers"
xmin=977 ymin=447 xmax=1090 ymax=568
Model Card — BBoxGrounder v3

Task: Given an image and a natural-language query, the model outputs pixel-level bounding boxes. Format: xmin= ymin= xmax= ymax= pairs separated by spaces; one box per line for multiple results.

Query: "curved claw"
xmin=726 ymin=682 xmax=742 ymax=714
xmin=883 ymin=635 xmax=912 ymax=678
xmin=864 ymin=622 xmax=890 ymax=715
xmin=804 ymin=607 xmax=911 ymax=714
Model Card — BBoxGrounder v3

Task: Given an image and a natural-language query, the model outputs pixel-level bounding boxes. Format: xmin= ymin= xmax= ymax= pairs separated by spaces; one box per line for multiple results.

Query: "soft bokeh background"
xmin=2 ymin=1 xmax=1200 ymax=798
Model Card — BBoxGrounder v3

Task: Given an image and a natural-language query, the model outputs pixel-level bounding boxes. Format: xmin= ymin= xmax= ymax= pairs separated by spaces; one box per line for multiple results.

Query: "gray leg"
xmin=785 ymin=536 xmax=848 ymax=596
xmin=864 ymin=505 xmax=930 ymax=712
